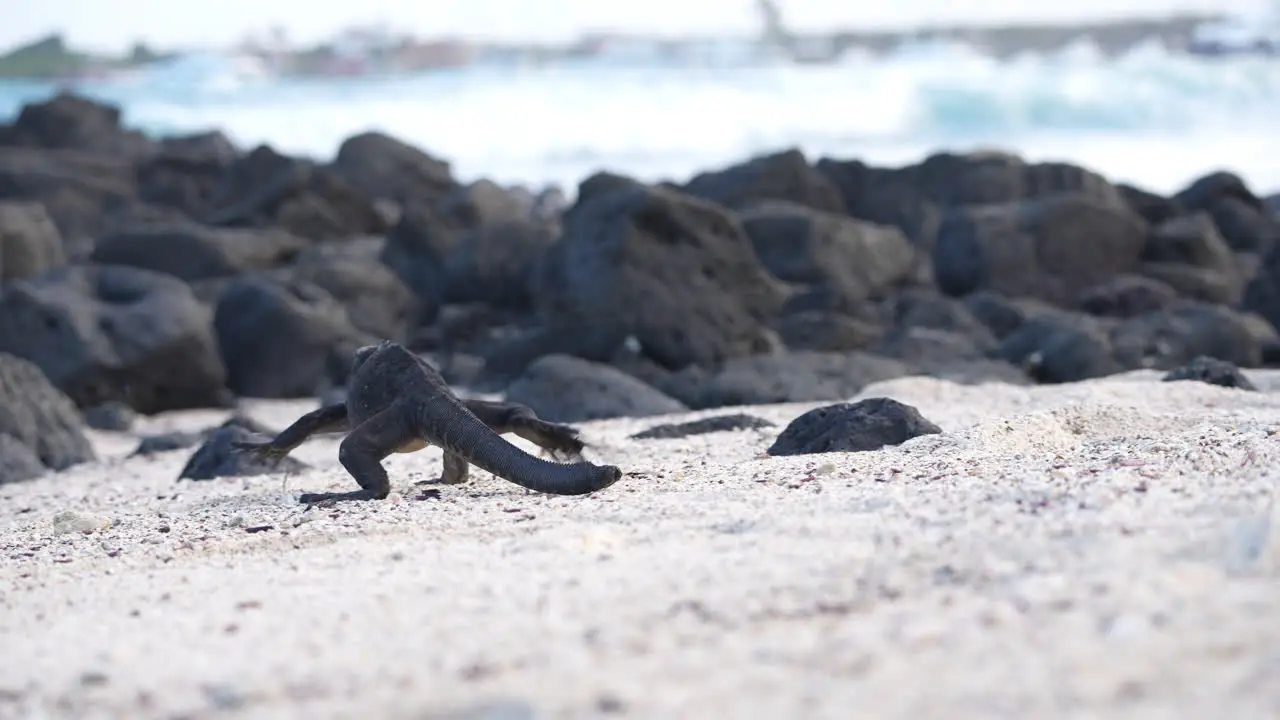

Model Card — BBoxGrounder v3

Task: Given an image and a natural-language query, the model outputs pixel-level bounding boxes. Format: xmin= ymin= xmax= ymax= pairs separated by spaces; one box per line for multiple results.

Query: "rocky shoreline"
xmin=1 ymin=90 xmax=1279 ymax=484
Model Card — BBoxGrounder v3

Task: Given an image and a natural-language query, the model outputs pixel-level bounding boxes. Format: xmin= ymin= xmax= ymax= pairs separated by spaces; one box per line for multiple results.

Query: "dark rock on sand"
xmin=767 ymin=397 xmax=943 ymax=457
xmin=380 ymin=184 xmax=559 ymax=313
xmin=962 ymin=291 xmax=1059 ymax=341
xmin=5 ymin=91 xmax=1280 ymax=425
xmin=0 ymin=264 xmax=230 ymax=413
xmin=0 ymin=434 xmax=48 ymax=486
xmin=178 ymin=415 xmax=308 ymax=481
xmin=0 ymin=201 xmax=66 ymax=283
xmin=81 ymin=401 xmax=136 ymax=432
xmin=442 ymin=217 xmax=559 ymax=309
xmin=330 ymin=131 xmax=458 ymax=209
xmin=1162 ymin=356 xmax=1257 ymax=391
xmin=1174 ymin=171 xmax=1279 ymax=252
xmin=1206 ymin=196 xmax=1279 ymax=253
xmin=774 ymin=310 xmax=883 ymax=352
xmin=1174 ymin=171 xmax=1264 ymax=214
xmin=91 ymin=222 xmax=307 ymax=282
xmin=204 ymin=144 xmax=389 ymax=241
xmin=212 ymin=274 xmax=375 ymax=398
xmin=816 ymin=151 xmax=1124 ymax=248
xmin=1116 ymin=182 xmax=1183 ymax=225
xmin=134 ymin=412 xmax=279 ymax=458
xmin=505 ymin=354 xmax=688 ymax=423
xmin=630 ymin=413 xmax=775 ymax=440
xmin=682 ymin=148 xmax=845 ymax=214
xmin=662 ymin=351 xmax=913 ymax=409
xmin=877 ymin=289 xmax=999 ymax=356
xmin=1109 ymin=301 xmax=1262 ymax=371
xmin=287 ymin=238 xmax=421 ymax=342
xmin=0 ymin=146 xmax=149 ymax=254
xmin=0 ymin=352 xmax=95 ymax=483
xmin=378 ymin=204 xmax=455 ymax=318
xmin=532 ymin=182 xmax=787 ymax=370
xmin=1263 ymin=193 xmax=1279 ymax=217
xmin=1 ymin=92 xmax=154 ymax=160
xmin=933 ymin=192 xmax=1147 ymax=304
xmin=132 ymin=431 xmax=206 ymax=457
xmin=135 ymin=131 xmax=241 ymax=218
xmin=739 ymin=200 xmax=917 ymax=310
xmin=1240 ymin=233 xmax=1280 ymax=333
xmin=996 ymin=313 xmax=1121 ymax=384
xmin=1077 ymin=275 xmax=1179 ymax=318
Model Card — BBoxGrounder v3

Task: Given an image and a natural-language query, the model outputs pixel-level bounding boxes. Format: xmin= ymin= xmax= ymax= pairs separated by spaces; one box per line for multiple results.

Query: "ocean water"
xmin=2 ymin=40 xmax=1279 ymax=198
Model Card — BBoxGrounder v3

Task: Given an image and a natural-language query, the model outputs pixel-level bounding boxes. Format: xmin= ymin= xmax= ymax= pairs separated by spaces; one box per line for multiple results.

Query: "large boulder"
xmin=1241 ymin=238 xmax=1280 ymax=334
xmin=682 ymin=148 xmax=845 ymax=214
xmin=816 ymin=150 xmax=1125 ymax=248
xmin=1174 ymin=170 xmax=1279 ymax=253
xmin=380 ymin=182 xmax=559 ymax=312
xmin=532 ymin=181 xmax=788 ymax=370
xmin=1116 ymin=182 xmax=1183 ymax=225
xmin=1174 ymin=171 xmax=1264 ymax=214
xmin=330 ymin=131 xmax=459 ymax=208
xmin=0 ymin=201 xmax=65 ymax=284
xmin=378 ymin=204 xmax=455 ymax=318
xmin=933 ymin=193 xmax=1147 ymax=305
xmin=288 ymin=238 xmax=422 ymax=342
xmin=995 ymin=313 xmax=1121 ymax=384
xmin=204 ymin=145 xmax=388 ymax=240
xmin=442 ymin=219 xmax=559 ymax=308
xmin=1110 ymin=301 xmax=1262 ymax=371
xmin=91 ymin=222 xmax=307 ymax=282
xmin=1 ymin=92 xmax=154 ymax=159
xmin=505 ymin=354 xmax=688 ymax=423
xmin=135 ymin=131 xmax=242 ymax=218
xmin=1136 ymin=212 xmax=1245 ymax=305
xmin=739 ymin=200 xmax=917 ymax=309
xmin=1076 ymin=275 xmax=1179 ymax=318
xmin=0 ymin=146 xmax=151 ymax=253
xmin=0 ymin=352 xmax=96 ymax=484
xmin=213 ymin=274 xmax=376 ymax=398
xmin=0 ymin=264 xmax=227 ymax=413
xmin=660 ymin=351 xmax=913 ymax=409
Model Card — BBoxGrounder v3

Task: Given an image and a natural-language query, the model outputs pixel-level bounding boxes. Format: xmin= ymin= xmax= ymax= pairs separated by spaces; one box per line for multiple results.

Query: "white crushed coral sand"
xmin=1 ymin=370 xmax=1279 ymax=719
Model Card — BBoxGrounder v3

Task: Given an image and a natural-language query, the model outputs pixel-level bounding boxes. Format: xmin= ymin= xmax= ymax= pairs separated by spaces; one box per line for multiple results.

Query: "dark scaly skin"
xmin=233 ymin=341 xmax=621 ymax=503
xmin=232 ymin=398 xmax=586 ymax=471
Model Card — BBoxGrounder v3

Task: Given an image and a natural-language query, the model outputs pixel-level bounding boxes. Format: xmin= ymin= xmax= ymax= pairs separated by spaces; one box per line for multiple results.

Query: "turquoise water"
xmin=3 ymin=42 xmax=1279 ymax=195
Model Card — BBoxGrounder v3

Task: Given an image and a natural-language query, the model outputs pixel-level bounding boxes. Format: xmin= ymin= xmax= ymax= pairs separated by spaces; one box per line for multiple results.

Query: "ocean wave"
xmin=2 ymin=41 xmax=1278 ymax=195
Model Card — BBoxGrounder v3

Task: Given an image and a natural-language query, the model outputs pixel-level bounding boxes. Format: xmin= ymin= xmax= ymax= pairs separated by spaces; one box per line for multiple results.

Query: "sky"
xmin=1 ymin=0 xmax=1265 ymax=54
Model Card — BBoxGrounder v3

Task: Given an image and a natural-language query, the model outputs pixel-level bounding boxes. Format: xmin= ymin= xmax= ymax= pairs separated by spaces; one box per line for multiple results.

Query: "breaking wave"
xmin=2 ymin=39 xmax=1278 ymax=195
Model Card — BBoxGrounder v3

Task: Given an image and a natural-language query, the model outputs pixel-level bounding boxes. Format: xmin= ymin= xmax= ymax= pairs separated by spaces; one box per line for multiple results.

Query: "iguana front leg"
xmin=232 ymin=403 xmax=350 ymax=465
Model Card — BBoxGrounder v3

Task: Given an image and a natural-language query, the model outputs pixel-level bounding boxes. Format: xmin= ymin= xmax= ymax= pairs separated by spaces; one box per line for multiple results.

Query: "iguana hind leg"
xmin=463 ymin=399 xmax=585 ymax=461
xmin=299 ymin=405 xmax=415 ymax=504
xmin=439 ymin=451 xmax=470 ymax=485
xmin=415 ymin=395 xmax=618 ymax=497
xmin=417 ymin=401 xmax=586 ymax=487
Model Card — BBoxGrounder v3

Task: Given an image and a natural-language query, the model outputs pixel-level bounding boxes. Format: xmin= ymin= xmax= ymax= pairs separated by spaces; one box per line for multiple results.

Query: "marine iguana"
xmin=233 ymin=340 xmax=623 ymax=503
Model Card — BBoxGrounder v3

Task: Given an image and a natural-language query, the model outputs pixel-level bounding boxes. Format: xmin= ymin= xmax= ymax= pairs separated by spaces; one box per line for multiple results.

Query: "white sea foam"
xmin=2 ymin=41 xmax=1278 ymax=196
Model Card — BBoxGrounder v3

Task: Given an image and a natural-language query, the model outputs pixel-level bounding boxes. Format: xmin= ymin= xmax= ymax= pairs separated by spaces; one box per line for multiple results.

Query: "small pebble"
xmin=52 ymin=511 xmax=108 ymax=535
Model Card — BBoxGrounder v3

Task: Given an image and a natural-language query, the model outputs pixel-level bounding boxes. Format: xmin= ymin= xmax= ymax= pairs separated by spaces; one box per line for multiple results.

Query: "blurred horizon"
xmin=3 ymin=0 xmax=1265 ymax=53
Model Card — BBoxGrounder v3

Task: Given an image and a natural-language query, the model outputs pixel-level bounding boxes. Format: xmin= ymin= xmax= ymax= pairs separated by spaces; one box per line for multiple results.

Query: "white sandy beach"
xmin=1 ymin=370 xmax=1278 ymax=720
